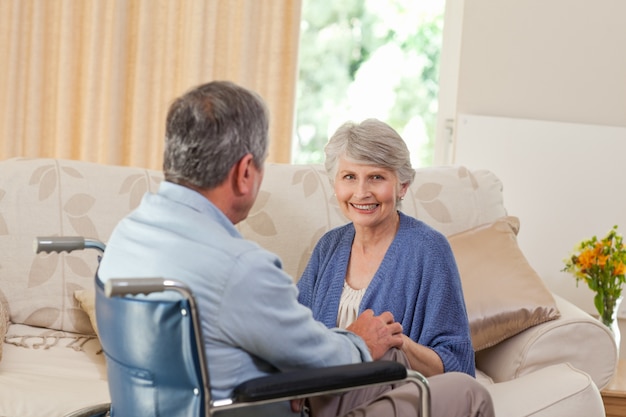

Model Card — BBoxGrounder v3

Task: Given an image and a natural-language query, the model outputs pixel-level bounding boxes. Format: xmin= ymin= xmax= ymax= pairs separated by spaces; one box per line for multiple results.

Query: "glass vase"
xmin=599 ymin=295 xmax=622 ymax=355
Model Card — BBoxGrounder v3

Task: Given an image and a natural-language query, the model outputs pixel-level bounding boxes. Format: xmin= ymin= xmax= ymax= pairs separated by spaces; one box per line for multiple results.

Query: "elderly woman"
xmin=297 ymin=119 xmax=475 ymax=379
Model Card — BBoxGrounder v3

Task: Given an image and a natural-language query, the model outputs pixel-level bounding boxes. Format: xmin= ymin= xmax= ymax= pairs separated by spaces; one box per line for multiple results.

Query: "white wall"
xmin=455 ymin=0 xmax=626 ymax=127
xmin=438 ymin=0 xmax=626 ymax=314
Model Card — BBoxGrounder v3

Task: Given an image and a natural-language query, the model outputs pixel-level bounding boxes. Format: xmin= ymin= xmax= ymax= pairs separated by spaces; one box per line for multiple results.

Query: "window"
xmin=292 ymin=0 xmax=446 ymax=168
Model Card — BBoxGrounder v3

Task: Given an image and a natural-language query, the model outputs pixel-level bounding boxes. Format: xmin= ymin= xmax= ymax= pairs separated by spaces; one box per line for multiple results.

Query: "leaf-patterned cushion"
xmin=0 ymin=300 xmax=7 ymax=361
xmin=0 ymin=158 xmax=162 ymax=333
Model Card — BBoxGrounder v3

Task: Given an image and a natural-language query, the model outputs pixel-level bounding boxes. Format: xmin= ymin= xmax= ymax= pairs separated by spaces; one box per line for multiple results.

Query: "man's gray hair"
xmin=163 ymin=81 xmax=269 ymax=189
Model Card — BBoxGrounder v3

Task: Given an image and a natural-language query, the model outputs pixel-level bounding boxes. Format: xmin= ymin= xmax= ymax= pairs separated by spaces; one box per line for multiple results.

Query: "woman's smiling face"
xmin=334 ymin=157 xmax=407 ymax=229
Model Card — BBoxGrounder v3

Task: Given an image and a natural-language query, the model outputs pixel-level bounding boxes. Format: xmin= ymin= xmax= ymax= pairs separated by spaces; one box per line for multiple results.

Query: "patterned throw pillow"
xmin=74 ymin=290 xmax=98 ymax=337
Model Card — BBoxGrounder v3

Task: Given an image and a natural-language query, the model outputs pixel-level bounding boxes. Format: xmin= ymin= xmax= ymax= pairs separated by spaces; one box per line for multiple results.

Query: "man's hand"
xmin=346 ymin=309 xmax=403 ymax=360
xmin=290 ymin=399 xmax=304 ymax=413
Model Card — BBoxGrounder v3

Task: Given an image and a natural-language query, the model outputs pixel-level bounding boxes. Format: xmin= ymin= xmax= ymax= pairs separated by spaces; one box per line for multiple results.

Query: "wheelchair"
xmin=36 ymin=237 xmax=431 ymax=417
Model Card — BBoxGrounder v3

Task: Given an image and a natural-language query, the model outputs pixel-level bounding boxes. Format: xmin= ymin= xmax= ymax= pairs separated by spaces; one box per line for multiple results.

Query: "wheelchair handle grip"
xmin=35 ymin=236 xmax=86 ymax=253
xmin=105 ymin=278 xmax=169 ymax=297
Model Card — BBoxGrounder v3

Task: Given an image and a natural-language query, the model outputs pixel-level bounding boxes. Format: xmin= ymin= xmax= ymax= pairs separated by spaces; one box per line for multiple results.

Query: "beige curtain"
xmin=0 ymin=0 xmax=301 ymax=169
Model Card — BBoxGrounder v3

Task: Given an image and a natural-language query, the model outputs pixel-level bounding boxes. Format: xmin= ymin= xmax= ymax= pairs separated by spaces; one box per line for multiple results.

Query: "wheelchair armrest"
xmin=232 ymin=360 xmax=407 ymax=402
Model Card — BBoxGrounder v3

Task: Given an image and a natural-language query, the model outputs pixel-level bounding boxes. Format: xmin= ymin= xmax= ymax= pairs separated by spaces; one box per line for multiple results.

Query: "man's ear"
xmin=233 ymin=153 xmax=255 ymax=196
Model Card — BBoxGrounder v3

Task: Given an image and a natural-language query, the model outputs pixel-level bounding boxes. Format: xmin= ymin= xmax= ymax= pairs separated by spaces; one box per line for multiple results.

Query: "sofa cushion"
xmin=0 ymin=301 xmax=7 ymax=362
xmin=403 ymin=166 xmax=507 ymax=237
xmin=482 ymin=363 xmax=605 ymax=417
xmin=0 ymin=323 xmax=109 ymax=416
xmin=448 ymin=216 xmax=560 ymax=351
xmin=0 ymin=158 xmax=162 ymax=333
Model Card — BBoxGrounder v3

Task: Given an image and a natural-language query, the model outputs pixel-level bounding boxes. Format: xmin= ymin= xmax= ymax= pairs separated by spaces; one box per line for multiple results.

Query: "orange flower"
xmin=614 ymin=262 xmax=626 ymax=277
xmin=594 ymin=243 xmax=609 ymax=266
xmin=576 ymin=249 xmax=596 ymax=270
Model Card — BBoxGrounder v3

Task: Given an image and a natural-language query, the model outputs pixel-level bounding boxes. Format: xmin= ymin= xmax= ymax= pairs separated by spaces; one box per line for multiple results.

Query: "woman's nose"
xmin=354 ymin=181 xmax=371 ymax=198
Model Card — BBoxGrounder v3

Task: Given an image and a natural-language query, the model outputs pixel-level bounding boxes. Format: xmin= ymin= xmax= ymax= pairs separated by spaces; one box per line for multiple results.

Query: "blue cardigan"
xmin=297 ymin=212 xmax=475 ymax=376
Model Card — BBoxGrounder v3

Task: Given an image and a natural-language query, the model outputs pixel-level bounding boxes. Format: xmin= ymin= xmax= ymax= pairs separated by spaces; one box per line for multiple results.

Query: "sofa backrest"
xmin=0 ymin=158 xmax=506 ymax=333
xmin=0 ymin=158 xmax=162 ymax=334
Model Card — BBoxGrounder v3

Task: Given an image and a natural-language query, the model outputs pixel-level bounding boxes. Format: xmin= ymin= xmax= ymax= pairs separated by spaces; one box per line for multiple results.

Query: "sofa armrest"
xmin=475 ymin=294 xmax=617 ymax=390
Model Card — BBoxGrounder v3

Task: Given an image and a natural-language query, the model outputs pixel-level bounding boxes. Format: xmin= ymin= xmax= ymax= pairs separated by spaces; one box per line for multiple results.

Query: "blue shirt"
xmin=297 ymin=212 xmax=475 ymax=376
xmin=98 ymin=181 xmax=371 ymax=401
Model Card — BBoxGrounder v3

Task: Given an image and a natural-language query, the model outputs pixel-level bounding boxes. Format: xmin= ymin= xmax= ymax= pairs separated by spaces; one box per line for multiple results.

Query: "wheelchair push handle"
xmin=34 ymin=236 xmax=106 ymax=254
xmin=104 ymin=278 xmax=189 ymax=297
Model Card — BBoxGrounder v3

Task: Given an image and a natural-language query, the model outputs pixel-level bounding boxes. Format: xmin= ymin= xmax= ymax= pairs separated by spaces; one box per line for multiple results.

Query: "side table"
xmin=602 ymin=360 xmax=626 ymax=417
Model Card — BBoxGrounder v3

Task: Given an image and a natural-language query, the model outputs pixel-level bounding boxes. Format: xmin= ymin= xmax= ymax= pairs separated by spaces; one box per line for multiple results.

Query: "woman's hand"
xmin=400 ymin=334 xmax=444 ymax=376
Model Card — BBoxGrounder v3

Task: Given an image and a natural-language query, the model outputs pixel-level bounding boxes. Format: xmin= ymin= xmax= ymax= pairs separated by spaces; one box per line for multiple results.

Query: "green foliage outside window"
xmin=293 ymin=0 xmax=444 ymax=168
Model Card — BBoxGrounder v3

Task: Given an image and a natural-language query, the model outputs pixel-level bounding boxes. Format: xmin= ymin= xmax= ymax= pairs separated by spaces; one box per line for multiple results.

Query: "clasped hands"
xmin=290 ymin=309 xmax=403 ymax=413
xmin=346 ymin=309 xmax=403 ymax=360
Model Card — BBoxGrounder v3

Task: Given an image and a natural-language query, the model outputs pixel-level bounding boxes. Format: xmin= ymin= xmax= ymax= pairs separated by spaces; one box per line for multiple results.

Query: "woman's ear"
xmin=399 ymin=182 xmax=409 ymax=200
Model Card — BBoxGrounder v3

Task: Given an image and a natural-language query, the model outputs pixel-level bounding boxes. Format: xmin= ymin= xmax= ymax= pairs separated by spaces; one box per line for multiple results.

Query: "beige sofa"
xmin=0 ymin=157 xmax=617 ymax=416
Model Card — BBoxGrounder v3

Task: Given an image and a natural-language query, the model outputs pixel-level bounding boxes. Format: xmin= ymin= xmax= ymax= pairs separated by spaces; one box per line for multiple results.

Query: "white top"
xmin=337 ymin=281 xmax=367 ymax=328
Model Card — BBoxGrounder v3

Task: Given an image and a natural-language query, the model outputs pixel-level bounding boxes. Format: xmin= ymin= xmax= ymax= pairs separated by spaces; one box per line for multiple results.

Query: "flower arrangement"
xmin=562 ymin=225 xmax=626 ymax=327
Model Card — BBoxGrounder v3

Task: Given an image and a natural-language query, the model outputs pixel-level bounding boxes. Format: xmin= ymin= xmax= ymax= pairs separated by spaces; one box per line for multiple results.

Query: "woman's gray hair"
xmin=324 ymin=118 xmax=416 ymax=186
xmin=163 ymin=81 xmax=269 ymax=189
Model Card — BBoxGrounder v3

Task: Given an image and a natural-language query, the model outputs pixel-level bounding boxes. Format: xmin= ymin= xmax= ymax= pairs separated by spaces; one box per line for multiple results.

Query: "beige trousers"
xmin=308 ymin=350 xmax=494 ymax=417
